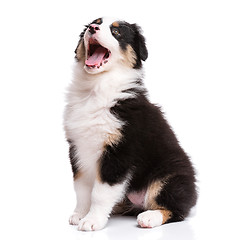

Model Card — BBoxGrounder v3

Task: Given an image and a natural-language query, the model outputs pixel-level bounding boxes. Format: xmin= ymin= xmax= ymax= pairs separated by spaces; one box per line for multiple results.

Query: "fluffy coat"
xmin=64 ymin=17 xmax=197 ymax=231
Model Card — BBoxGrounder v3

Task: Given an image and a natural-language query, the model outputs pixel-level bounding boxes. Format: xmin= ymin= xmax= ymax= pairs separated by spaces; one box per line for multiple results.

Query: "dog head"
xmin=75 ymin=17 xmax=148 ymax=74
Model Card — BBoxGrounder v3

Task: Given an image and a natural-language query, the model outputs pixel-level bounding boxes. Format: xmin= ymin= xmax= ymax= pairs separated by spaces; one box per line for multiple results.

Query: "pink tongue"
xmin=85 ymin=47 xmax=106 ymax=66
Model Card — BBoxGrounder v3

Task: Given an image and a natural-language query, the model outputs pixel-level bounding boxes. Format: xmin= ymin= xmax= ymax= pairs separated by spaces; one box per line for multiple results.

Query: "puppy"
xmin=64 ymin=17 xmax=197 ymax=231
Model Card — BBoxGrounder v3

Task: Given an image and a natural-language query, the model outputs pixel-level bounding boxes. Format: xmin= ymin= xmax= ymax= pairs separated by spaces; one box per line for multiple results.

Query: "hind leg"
xmin=137 ymin=179 xmax=173 ymax=228
xmin=137 ymin=175 xmax=197 ymax=228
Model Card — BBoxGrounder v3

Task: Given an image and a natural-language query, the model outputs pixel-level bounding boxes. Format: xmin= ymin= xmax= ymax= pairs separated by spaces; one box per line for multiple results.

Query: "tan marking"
xmin=122 ymin=45 xmax=137 ymax=68
xmin=96 ymin=165 xmax=102 ymax=183
xmin=112 ymin=21 xmax=119 ymax=27
xmin=145 ymin=175 xmax=173 ymax=209
xmin=160 ymin=209 xmax=172 ymax=224
xmin=144 ymin=177 xmax=173 ymax=224
xmin=104 ymin=129 xmax=122 ymax=147
xmin=76 ymin=40 xmax=85 ymax=61
xmin=96 ymin=18 xmax=101 ymax=24
xmin=96 ymin=130 xmax=122 ymax=184
xmin=112 ymin=198 xmax=130 ymax=215
xmin=145 ymin=180 xmax=164 ymax=209
xmin=74 ymin=170 xmax=82 ymax=181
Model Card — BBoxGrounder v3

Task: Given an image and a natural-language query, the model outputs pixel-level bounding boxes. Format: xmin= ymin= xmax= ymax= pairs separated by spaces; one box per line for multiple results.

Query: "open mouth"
xmin=85 ymin=38 xmax=111 ymax=69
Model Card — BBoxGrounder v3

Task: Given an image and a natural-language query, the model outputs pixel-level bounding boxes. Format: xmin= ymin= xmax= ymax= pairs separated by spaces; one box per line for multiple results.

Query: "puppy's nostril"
xmin=89 ymin=25 xmax=100 ymax=34
xmin=89 ymin=27 xmax=95 ymax=34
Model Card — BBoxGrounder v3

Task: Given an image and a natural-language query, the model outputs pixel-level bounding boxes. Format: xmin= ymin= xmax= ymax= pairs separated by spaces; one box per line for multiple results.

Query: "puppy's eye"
xmin=112 ymin=28 xmax=121 ymax=36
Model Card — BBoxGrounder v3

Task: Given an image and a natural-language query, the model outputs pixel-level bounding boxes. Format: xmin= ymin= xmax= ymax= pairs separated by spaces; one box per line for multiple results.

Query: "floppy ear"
xmin=131 ymin=24 xmax=148 ymax=61
xmin=74 ymin=39 xmax=82 ymax=55
xmin=74 ymin=25 xmax=88 ymax=60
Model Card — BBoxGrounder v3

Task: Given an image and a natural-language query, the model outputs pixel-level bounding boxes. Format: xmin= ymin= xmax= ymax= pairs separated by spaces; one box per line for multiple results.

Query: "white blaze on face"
xmin=83 ymin=17 xmax=123 ymax=74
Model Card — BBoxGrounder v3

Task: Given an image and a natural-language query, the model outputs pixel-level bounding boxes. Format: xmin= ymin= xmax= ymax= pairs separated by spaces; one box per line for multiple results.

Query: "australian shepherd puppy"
xmin=64 ymin=17 xmax=197 ymax=231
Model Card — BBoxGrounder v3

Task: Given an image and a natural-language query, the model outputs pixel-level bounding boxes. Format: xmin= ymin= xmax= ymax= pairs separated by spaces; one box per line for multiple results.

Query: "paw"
xmin=78 ymin=215 xmax=108 ymax=231
xmin=137 ymin=210 xmax=163 ymax=228
xmin=69 ymin=212 xmax=83 ymax=225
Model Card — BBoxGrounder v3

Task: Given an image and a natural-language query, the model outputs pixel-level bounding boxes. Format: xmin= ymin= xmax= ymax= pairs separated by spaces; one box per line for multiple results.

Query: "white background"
xmin=0 ymin=1 xmax=242 ymax=239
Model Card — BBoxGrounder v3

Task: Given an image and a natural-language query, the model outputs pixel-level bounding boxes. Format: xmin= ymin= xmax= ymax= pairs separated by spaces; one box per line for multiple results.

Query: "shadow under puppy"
xmin=64 ymin=17 xmax=197 ymax=231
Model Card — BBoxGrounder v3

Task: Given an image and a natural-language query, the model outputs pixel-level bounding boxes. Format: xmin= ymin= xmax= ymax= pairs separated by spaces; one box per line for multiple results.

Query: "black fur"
xmin=110 ymin=22 xmax=148 ymax=68
xmin=156 ymin=174 xmax=197 ymax=223
xmin=68 ymin=141 xmax=79 ymax=178
xmin=74 ymin=18 xmax=103 ymax=56
xmin=71 ymin=18 xmax=197 ymax=224
xmin=75 ymin=18 xmax=148 ymax=69
xmin=91 ymin=17 xmax=103 ymax=25
xmin=99 ymin=93 xmax=197 ymax=222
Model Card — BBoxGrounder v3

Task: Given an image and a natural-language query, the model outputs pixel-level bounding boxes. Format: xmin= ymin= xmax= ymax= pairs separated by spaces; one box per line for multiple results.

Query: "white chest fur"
xmin=64 ymin=63 xmax=143 ymax=171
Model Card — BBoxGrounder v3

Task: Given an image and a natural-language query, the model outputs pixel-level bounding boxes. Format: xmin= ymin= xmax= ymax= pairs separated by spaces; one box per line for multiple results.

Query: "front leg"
xmin=68 ymin=142 xmax=96 ymax=225
xmin=78 ymin=179 xmax=127 ymax=231
xmin=69 ymin=171 xmax=95 ymax=225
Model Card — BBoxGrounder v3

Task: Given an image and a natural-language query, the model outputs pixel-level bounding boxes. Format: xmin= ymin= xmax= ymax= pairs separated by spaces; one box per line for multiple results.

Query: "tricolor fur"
xmin=64 ymin=17 xmax=197 ymax=231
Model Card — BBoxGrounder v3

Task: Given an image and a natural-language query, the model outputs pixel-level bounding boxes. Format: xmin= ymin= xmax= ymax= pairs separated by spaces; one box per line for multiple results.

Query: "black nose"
xmin=89 ymin=24 xmax=100 ymax=34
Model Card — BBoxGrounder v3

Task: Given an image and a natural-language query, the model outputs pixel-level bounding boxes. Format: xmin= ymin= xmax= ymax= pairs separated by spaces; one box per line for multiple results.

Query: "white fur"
xmin=78 ymin=179 xmax=127 ymax=231
xmin=83 ymin=17 xmax=124 ymax=74
xmin=69 ymin=169 xmax=95 ymax=225
xmin=64 ymin=62 xmax=143 ymax=171
xmin=64 ymin=64 xmax=142 ymax=229
xmin=64 ymin=17 xmax=145 ymax=231
xmin=137 ymin=210 xmax=163 ymax=228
